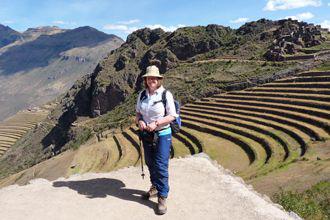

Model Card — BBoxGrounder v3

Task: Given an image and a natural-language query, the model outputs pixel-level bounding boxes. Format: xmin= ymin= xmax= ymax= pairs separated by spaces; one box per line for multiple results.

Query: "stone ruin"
xmin=264 ymin=19 xmax=326 ymax=61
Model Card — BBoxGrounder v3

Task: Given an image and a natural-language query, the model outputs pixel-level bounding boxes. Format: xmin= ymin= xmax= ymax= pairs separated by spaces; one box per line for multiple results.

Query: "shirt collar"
xmin=148 ymin=85 xmax=164 ymax=96
xmin=155 ymin=85 xmax=165 ymax=94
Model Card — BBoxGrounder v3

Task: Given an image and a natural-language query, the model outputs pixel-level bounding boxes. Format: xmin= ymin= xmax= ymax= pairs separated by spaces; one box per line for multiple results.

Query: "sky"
xmin=0 ymin=0 xmax=329 ymax=40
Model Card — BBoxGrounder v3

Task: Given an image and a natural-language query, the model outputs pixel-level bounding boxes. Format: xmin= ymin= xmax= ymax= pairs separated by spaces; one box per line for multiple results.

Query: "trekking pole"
xmin=139 ymin=134 xmax=145 ymax=179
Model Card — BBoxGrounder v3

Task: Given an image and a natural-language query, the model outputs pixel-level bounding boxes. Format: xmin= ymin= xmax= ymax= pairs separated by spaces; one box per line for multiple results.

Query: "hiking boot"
xmin=141 ymin=185 xmax=158 ymax=200
xmin=157 ymin=196 xmax=167 ymax=215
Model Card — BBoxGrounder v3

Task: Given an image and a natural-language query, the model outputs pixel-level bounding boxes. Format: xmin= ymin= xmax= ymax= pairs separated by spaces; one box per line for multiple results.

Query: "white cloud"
xmin=328 ymin=2 xmax=330 ymax=6
xmin=145 ymin=24 xmax=186 ymax=32
xmin=230 ymin=18 xmax=249 ymax=24
xmin=3 ymin=20 xmax=14 ymax=24
xmin=118 ymin=19 xmax=140 ymax=25
xmin=320 ymin=20 xmax=330 ymax=30
xmin=285 ymin=12 xmax=315 ymax=21
xmin=103 ymin=24 xmax=139 ymax=33
xmin=103 ymin=22 xmax=185 ymax=34
xmin=103 ymin=24 xmax=128 ymax=31
xmin=53 ymin=20 xmax=77 ymax=26
xmin=264 ymin=0 xmax=322 ymax=11
xmin=53 ymin=20 xmax=65 ymax=25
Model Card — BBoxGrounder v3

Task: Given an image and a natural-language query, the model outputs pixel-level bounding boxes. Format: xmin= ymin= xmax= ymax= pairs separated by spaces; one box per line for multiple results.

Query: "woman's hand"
xmin=146 ymin=121 xmax=157 ymax=132
xmin=138 ymin=120 xmax=147 ymax=131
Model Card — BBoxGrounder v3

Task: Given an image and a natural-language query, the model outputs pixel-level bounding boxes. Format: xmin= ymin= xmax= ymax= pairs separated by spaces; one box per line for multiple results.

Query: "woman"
xmin=135 ymin=65 xmax=177 ymax=215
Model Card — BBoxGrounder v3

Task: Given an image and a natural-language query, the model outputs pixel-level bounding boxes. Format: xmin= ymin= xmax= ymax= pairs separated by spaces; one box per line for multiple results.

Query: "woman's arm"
xmin=135 ymin=112 xmax=142 ymax=125
xmin=145 ymin=115 xmax=175 ymax=132
xmin=136 ymin=112 xmax=147 ymax=131
xmin=155 ymin=115 xmax=175 ymax=127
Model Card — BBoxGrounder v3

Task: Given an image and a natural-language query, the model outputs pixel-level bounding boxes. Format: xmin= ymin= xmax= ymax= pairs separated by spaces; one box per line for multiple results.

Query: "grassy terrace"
xmin=86 ymin=60 xmax=297 ymax=134
xmin=1 ymin=59 xmax=329 ymax=189
xmin=0 ymin=65 xmax=329 ymax=212
xmin=65 ymin=68 xmax=330 ymax=180
xmin=0 ymin=110 xmax=48 ymax=157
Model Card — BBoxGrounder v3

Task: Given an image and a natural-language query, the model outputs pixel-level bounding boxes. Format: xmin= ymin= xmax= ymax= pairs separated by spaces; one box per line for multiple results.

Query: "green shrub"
xmin=67 ymin=127 xmax=93 ymax=150
xmin=274 ymin=181 xmax=330 ymax=220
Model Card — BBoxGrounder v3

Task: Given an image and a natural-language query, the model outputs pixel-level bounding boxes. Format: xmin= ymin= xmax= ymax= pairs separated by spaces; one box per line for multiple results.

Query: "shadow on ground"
xmin=53 ymin=178 xmax=156 ymax=211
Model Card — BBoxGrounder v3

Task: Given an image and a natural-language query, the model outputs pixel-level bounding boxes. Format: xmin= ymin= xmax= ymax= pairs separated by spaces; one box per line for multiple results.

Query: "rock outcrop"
xmin=264 ymin=19 xmax=325 ymax=61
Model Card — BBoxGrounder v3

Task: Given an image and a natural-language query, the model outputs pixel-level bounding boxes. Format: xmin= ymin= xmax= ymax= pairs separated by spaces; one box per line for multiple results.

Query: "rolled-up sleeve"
xmin=166 ymin=91 xmax=179 ymax=118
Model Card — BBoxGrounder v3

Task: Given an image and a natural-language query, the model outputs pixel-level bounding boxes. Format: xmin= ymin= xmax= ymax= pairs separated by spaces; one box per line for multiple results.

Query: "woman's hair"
xmin=144 ymin=77 xmax=163 ymax=89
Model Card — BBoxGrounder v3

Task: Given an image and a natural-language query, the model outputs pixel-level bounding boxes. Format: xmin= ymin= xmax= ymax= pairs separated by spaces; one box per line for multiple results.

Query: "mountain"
xmin=0 ymin=25 xmax=124 ymax=121
xmin=0 ymin=18 xmax=328 ymax=185
xmin=0 ymin=26 xmax=66 ymax=55
xmin=22 ymin=26 xmax=66 ymax=41
xmin=0 ymin=24 xmax=23 ymax=48
xmin=0 ymin=26 xmax=119 ymax=75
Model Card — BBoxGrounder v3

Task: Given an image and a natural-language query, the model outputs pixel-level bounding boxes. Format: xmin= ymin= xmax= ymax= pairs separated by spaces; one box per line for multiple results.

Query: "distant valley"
xmin=0 ymin=24 xmax=124 ymax=121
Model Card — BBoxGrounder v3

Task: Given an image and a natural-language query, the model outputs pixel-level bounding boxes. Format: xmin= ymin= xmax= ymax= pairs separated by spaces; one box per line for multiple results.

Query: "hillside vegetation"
xmin=0 ymin=18 xmax=329 ymax=186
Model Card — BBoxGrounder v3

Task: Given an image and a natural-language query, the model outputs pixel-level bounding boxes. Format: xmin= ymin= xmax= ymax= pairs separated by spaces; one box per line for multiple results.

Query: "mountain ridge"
xmin=0 ymin=24 xmax=23 ymax=48
xmin=0 ymin=25 xmax=124 ymax=121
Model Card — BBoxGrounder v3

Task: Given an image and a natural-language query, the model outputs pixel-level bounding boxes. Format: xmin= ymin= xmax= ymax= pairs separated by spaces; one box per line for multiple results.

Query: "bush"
xmin=274 ymin=181 xmax=330 ymax=220
xmin=67 ymin=127 xmax=93 ymax=150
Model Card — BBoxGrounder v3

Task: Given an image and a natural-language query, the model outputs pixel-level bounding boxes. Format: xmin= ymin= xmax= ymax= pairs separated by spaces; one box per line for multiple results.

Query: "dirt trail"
xmin=0 ymin=154 xmax=300 ymax=220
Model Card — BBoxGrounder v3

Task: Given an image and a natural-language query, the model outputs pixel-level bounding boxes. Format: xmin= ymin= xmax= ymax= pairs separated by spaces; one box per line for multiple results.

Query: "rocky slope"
xmin=0 ymin=24 xmax=22 ymax=48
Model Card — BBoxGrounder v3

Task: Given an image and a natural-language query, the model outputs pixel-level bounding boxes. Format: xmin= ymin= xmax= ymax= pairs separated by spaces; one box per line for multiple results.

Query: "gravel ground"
xmin=0 ymin=153 xmax=300 ymax=220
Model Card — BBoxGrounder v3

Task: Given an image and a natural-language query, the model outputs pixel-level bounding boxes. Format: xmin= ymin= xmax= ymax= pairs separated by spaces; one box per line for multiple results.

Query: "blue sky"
xmin=0 ymin=0 xmax=329 ymax=40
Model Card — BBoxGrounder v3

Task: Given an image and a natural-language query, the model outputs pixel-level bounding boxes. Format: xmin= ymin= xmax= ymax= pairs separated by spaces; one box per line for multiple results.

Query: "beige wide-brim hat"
xmin=142 ymin=65 xmax=163 ymax=78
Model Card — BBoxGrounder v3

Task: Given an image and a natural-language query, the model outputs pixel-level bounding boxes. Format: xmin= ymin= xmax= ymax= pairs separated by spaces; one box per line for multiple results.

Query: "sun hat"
xmin=142 ymin=65 xmax=163 ymax=78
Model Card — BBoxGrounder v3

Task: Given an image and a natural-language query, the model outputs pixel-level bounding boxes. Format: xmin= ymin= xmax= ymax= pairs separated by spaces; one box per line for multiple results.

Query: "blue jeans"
xmin=142 ymin=132 xmax=172 ymax=198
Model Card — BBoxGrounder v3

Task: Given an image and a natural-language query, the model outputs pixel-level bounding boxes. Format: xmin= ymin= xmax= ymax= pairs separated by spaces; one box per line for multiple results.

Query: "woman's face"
xmin=146 ymin=76 xmax=160 ymax=91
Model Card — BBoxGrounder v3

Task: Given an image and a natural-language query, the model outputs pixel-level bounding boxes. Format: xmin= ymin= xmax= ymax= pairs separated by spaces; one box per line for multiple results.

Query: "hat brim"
xmin=142 ymin=74 xmax=163 ymax=78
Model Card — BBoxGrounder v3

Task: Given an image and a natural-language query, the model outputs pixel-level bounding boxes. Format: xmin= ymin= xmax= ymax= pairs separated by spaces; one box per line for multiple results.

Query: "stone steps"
xmin=227 ymin=91 xmax=330 ymax=102
xmin=260 ymin=81 xmax=330 ymax=88
xmin=181 ymin=108 xmax=292 ymax=161
xmin=197 ymin=99 xmax=330 ymax=137
xmin=0 ymin=133 xmax=22 ymax=139
xmin=181 ymin=119 xmax=267 ymax=178
xmin=112 ymin=132 xmax=139 ymax=169
xmin=182 ymin=112 xmax=285 ymax=168
xmin=209 ymin=95 xmax=330 ymax=114
xmin=183 ymin=104 xmax=307 ymax=155
xmin=0 ymin=125 xmax=34 ymax=129
xmin=182 ymin=118 xmax=263 ymax=165
xmin=0 ymin=141 xmax=15 ymax=146
xmin=0 ymin=129 xmax=28 ymax=134
xmin=275 ymin=76 xmax=330 ymax=83
xmin=246 ymin=87 xmax=330 ymax=95
xmin=186 ymin=101 xmax=326 ymax=143
xmin=298 ymin=71 xmax=330 ymax=77
xmin=100 ymin=137 xmax=121 ymax=170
